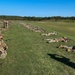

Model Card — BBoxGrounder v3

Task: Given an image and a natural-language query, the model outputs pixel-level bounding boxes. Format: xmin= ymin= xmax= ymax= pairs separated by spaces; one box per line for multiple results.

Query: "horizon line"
xmin=0 ymin=15 xmax=75 ymax=17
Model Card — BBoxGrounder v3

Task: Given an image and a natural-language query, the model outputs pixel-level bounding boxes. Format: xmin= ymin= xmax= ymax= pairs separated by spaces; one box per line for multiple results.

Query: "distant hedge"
xmin=0 ymin=15 xmax=75 ymax=21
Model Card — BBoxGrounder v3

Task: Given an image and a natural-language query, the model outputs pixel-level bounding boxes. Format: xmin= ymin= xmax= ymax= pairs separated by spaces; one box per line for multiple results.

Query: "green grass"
xmin=0 ymin=21 xmax=75 ymax=75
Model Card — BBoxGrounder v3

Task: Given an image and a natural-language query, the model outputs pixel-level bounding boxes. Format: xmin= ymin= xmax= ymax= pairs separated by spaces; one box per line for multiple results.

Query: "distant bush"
xmin=0 ymin=15 xmax=75 ymax=21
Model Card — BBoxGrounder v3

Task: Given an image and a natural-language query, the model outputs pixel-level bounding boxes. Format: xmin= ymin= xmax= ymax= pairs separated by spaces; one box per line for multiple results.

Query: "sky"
xmin=0 ymin=0 xmax=75 ymax=17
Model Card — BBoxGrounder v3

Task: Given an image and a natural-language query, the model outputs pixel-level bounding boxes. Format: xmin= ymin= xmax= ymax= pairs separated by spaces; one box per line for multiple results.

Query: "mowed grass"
xmin=0 ymin=21 xmax=75 ymax=75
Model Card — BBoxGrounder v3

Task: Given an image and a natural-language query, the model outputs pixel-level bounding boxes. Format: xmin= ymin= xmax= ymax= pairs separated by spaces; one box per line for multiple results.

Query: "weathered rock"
xmin=0 ymin=50 xmax=7 ymax=59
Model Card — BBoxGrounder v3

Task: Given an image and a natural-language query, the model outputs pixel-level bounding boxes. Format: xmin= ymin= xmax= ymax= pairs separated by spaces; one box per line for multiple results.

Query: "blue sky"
xmin=0 ymin=0 xmax=75 ymax=17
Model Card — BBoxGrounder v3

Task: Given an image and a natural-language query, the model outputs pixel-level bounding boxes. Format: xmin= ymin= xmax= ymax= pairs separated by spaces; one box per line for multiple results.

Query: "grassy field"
xmin=0 ymin=20 xmax=75 ymax=75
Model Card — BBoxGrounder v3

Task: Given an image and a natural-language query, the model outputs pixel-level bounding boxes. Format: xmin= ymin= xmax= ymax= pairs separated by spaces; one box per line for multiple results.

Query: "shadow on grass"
xmin=48 ymin=53 xmax=75 ymax=69
xmin=0 ymin=61 xmax=4 ymax=68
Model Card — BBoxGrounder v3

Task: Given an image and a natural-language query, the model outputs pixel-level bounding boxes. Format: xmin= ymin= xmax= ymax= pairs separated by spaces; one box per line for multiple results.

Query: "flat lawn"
xmin=0 ymin=21 xmax=75 ymax=75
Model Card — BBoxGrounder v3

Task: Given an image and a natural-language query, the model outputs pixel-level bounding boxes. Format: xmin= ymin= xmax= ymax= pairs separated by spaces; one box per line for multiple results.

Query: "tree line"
xmin=0 ymin=15 xmax=75 ymax=21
